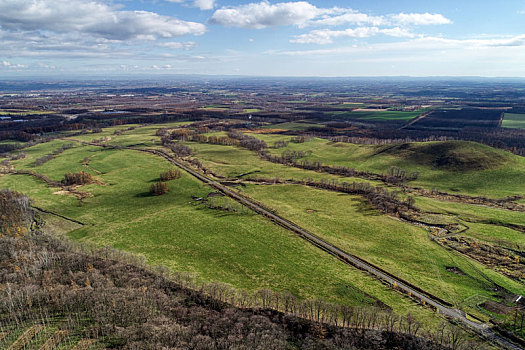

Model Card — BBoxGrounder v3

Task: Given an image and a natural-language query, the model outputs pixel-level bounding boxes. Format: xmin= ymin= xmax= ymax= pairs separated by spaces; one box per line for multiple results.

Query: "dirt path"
xmin=399 ymin=111 xmax=431 ymax=130
xmin=65 ymin=139 xmax=522 ymax=350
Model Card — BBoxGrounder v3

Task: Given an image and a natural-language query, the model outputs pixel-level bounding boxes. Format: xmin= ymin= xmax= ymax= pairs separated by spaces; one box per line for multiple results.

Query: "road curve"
xmin=66 ymin=140 xmax=522 ymax=350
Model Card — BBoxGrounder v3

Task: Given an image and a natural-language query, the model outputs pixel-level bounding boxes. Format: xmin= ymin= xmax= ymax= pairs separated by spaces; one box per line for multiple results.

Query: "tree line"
xmin=34 ymin=143 xmax=74 ymax=166
xmin=158 ymin=127 xmax=420 ymax=186
xmin=259 ymin=150 xmax=418 ymax=185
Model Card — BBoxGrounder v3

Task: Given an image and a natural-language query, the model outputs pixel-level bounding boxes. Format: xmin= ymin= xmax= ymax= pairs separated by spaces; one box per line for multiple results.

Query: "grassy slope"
xmin=502 ymin=113 xmax=525 ymax=129
xmin=241 ymin=184 xmax=525 ymax=310
xmin=251 ymin=135 xmax=525 ymax=198
xmin=182 ymin=140 xmax=383 ymax=187
xmin=0 ymin=141 xmax=450 ymax=326
xmin=415 ymin=196 xmax=525 ymax=250
xmin=415 ymin=197 xmax=525 ymax=227
xmin=3 ymin=124 xmax=521 ymax=328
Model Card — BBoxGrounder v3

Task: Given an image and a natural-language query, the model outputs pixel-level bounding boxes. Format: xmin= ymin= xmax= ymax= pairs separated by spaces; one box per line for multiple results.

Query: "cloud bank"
xmin=0 ymin=0 xmax=206 ymax=40
xmin=209 ymin=1 xmax=451 ymax=30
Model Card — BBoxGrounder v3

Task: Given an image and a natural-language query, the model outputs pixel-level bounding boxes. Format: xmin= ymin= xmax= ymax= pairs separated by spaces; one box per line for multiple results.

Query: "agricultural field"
xmin=0 ymin=135 xmax=448 ymax=327
xmin=242 ymin=108 xmax=261 ymax=113
xmin=0 ymin=109 xmax=54 ymax=115
xmin=1 ymin=119 xmax=524 ymax=346
xmin=248 ymin=134 xmax=525 ymax=198
xmin=198 ymin=104 xmax=230 ymax=111
xmin=502 ymin=113 xmax=525 ymax=129
xmin=240 ymin=184 xmax=524 ymax=318
xmin=178 ymin=138 xmax=383 ymax=187
xmin=408 ymin=109 xmax=503 ymax=130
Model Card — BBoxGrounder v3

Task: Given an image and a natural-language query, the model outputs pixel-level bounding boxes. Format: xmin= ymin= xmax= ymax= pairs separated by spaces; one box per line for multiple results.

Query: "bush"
xmin=169 ymin=143 xmax=192 ymax=157
xmin=150 ymin=181 xmax=169 ymax=196
xmin=0 ymin=189 xmax=33 ymax=235
xmin=160 ymin=169 xmax=182 ymax=181
xmin=62 ymin=171 xmax=95 ymax=186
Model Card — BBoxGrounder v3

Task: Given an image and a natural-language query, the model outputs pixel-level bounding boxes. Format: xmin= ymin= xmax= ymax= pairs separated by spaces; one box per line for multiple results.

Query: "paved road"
xmin=67 ymin=140 xmax=522 ymax=350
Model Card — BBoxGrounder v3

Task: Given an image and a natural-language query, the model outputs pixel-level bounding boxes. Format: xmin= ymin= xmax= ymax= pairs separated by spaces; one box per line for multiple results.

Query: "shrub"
xmin=62 ymin=171 xmax=95 ymax=186
xmin=160 ymin=169 xmax=182 ymax=181
xmin=150 ymin=181 xmax=169 ymax=196
xmin=169 ymin=143 xmax=192 ymax=157
xmin=34 ymin=144 xmax=73 ymax=166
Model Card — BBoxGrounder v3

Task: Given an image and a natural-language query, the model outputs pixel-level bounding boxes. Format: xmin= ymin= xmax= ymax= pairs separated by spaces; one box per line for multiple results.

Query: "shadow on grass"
xmin=135 ymin=191 xmax=154 ymax=198
xmin=346 ymin=196 xmax=381 ymax=217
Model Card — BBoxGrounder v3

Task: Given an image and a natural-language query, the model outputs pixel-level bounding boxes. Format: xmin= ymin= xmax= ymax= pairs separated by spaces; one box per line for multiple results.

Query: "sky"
xmin=1 ymin=0 xmax=525 ymax=77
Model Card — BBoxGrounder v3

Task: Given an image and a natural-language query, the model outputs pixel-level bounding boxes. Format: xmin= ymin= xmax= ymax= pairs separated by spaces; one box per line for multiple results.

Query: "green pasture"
xmin=2 ymin=122 xmax=522 ymax=330
xmin=502 ymin=113 xmax=525 ymax=129
xmin=250 ymin=135 xmax=525 ymax=198
xmin=241 ymin=184 xmax=525 ymax=310
xmin=181 ymin=140 xmax=383 ymax=186
xmin=0 ymin=144 xmax=448 ymax=325
xmin=415 ymin=196 xmax=525 ymax=250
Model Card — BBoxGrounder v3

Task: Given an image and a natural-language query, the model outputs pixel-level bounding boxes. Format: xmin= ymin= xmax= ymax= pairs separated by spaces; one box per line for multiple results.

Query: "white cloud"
xmin=484 ymin=35 xmax=525 ymax=47
xmin=291 ymin=27 xmax=415 ymax=45
xmin=0 ymin=0 xmax=206 ymax=40
xmin=210 ymin=1 xmax=451 ymax=30
xmin=310 ymin=10 xmax=451 ymax=27
xmin=0 ymin=60 xmax=27 ymax=69
xmin=291 ymin=27 xmax=380 ymax=44
xmin=380 ymin=27 xmax=415 ymax=38
xmin=158 ymin=41 xmax=197 ymax=50
xmin=193 ymin=0 xmax=215 ymax=10
xmin=209 ymin=1 xmax=322 ymax=28
xmin=167 ymin=0 xmax=216 ymax=10
xmin=276 ymin=34 xmax=525 ymax=56
xmin=390 ymin=13 xmax=451 ymax=26
xmin=311 ymin=10 xmax=384 ymax=26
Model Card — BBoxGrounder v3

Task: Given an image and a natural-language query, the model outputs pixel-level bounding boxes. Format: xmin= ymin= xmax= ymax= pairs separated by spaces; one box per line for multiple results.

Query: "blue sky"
xmin=1 ymin=0 xmax=525 ymax=77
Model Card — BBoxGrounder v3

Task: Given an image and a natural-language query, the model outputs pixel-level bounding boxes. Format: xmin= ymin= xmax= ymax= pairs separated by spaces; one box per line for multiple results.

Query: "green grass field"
xmin=502 ymin=113 xmax=525 ymax=129
xmin=248 ymin=134 xmax=525 ymax=198
xmin=2 ymin=122 xmax=523 ymax=332
xmin=415 ymin=196 xmax=525 ymax=250
xmin=0 ymin=139 xmax=453 ymax=327
xmin=241 ymin=184 xmax=525 ymax=316
xmin=180 ymin=139 xmax=383 ymax=187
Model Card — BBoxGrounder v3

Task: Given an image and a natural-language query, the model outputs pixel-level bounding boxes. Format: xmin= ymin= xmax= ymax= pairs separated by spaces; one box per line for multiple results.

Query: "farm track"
xmin=399 ymin=111 xmax=431 ymax=130
xmin=65 ymin=139 xmax=523 ymax=350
